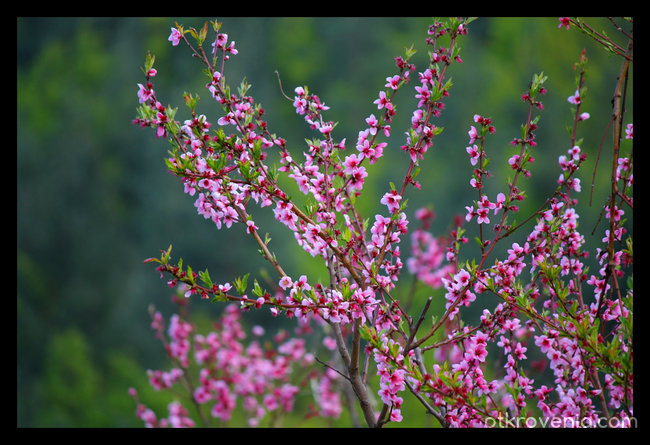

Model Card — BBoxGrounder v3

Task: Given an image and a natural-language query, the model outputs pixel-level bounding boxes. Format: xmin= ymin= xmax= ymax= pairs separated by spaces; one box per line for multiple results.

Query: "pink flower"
xmin=558 ymin=17 xmax=571 ymax=30
xmin=279 ymin=276 xmax=293 ymax=290
xmin=464 ymin=205 xmax=475 ymax=222
xmin=293 ymin=275 xmax=311 ymax=292
xmin=476 ymin=207 xmax=490 ymax=224
xmin=389 ymin=408 xmax=403 ymax=422
xmin=534 ymin=334 xmax=553 ymax=353
xmin=625 ymin=123 xmax=633 ymax=139
xmin=137 ymin=83 xmax=153 ymax=104
xmin=374 ymin=91 xmax=390 ymax=110
xmin=567 ymin=89 xmax=581 ymax=105
xmin=168 ymin=27 xmax=182 ymax=46
xmin=343 ymin=153 xmax=363 ymax=174
xmin=414 ymin=84 xmax=430 ymax=107
xmin=246 ymin=220 xmax=258 ymax=234
xmin=381 ymin=190 xmax=402 ymax=213
xmin=513 ymin=342 xmax=527 ymax=360
xmin=477 ymin=195 xmax=496 ymax=214
xmin=349 ymin=166 xmax=368 ymax=191
xmin=366 ymin=114 xmax=379 ymax=135
xmin=385 ymin=75 xmax=401 ymax=90
xmin=494 ymin=192 xmax=506 ymax=214
xmin=319 ymin=123 xmax=333 ymax=135
xmin=323 ymin=336 xmax=337 ymax=350
xmin=605 ymin=205 xmax=624 ymax=222
xmin=466 ymin=144 xmax=479 ymax=165
xmin=468 ymin=125 xmax=478 ymax=144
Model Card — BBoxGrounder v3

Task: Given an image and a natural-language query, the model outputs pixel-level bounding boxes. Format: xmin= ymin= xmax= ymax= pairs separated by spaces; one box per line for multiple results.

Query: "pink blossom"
xmin=293 ymin=96 xmax=307 ymax=115
xmin=534 ymin=334 xmax=553 ymax=354
xmin=319 ymin=123 xmax=333 ymax=135
xmin=385 ymin=75 xmax=401 ymax=90
xmin=349 ymin=166 xmax=368 ymax=191
xmin=137 ymin=83 xmax=153 ymax=104
xmin=225 ymin=41 xmax=238 ymax=56
xmin=246 ymin=220 xmax=258 ymax=233
xmin=476 ymin=207 xmax=490 ymax=224
xmin=567 ymin=89 xmax=581 ymax=105
xmin=494 ymin=192 xmax=506 ymax=214
xmin=513 ymin=342 xmax=527 ymax=360
xmin=293 ymin=275 xmax=311 ymax=292
xmin=343 ymin=153 xmax=363 ymax=174
xmin=468 ymin=125 xmax=478 ymax=144
xmin=380 ymin=190 xmax=402 ymax=213
xmin=466 ymin=144 xmax=479 ymax=165
xmin=168 ymin=28 xmax=182 ymax=46
xmin=625 ymin=123 xmax=633 ymax=139
xmin=558 ymin=17 xmax=571 ymax=30
xmin=323 ymin=336 xmax=337 ymax=350
xmin=390 ymin=408 xmax=403 ymax=422
xmin=374 ymin=91 xmax=390 ymax=110
xmin=279 ymin=276 xmax=293 ymax=290
xmin=419 ymin=68 xmax=433 ymax=86
xmin=605 ymin=205 xmax=624 ymax=222
xmin=365 ymin=114 xmax=379 ymax=135
xmin=508 ymin=154 xmax=520 ymax=169
xmin=464 ymin=205 xmax=475 ymax=222
xmin=414 ymin=83 xmax=430 ymax=107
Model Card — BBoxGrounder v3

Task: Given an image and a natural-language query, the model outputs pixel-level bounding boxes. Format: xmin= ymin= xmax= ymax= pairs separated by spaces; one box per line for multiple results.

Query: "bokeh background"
xmin=17 ymin=17 xmax=633 ymax=427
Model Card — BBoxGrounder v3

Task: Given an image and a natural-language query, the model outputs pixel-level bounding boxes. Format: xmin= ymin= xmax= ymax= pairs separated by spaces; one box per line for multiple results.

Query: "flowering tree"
xmin=131 ymin=17 xmax=633 ymax=428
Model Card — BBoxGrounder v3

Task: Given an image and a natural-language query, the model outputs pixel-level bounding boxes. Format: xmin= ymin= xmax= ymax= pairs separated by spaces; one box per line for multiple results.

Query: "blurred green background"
xmin=17 ymin=17 xmax=632 ymax=427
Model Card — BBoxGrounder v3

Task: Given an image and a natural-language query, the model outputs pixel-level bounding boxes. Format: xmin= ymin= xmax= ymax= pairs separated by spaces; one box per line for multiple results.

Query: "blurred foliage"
xmin=17 ymin=17 xmax=632 ymax=427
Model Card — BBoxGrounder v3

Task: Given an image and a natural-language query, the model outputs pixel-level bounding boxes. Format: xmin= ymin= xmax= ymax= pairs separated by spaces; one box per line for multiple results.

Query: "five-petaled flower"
xmin=374 ymin=91 xmax=391 ymax=110
xmin=381 ymin=190 xmax=403 ymax=213
xmin=279 ymin=276 xmax=293 ymax=290
xmin=385 ymin=75 xmax=401 ymax=90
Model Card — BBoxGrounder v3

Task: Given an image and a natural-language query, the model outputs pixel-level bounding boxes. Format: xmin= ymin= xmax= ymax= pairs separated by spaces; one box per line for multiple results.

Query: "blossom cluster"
xmin=362 ymin=66 xmax=633 ymax=427
xmin=134 ymin=18 xmax=632 ymax=428
xmin=130 ymin=298 xmax=343 ymax=427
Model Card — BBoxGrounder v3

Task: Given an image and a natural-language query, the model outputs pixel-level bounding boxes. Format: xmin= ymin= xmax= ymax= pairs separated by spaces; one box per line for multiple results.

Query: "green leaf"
xmin=183 ymin=92 xmax=199 ymax=111
xmin=199 ymin=268 xmax=213 ymax=288
xmin=143 ymin=51 xmax=156 ymax=75
xmin=403 ymin=44 xmax=417 ymax=60
xmin=163 ymin=244 xmax=173 ymax=263
xmin=342 ymin=227 xmax=351 ymax=243
xmin=252 ymin=279 xmax=263 ymax=297
xmin=198 ymin=21 xmax=209 ymax=44
xmin=234 ymin=273 xmax=250 ymax=295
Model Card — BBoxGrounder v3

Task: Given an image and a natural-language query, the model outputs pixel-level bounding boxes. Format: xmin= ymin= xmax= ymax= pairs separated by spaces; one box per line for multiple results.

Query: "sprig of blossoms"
xmin=131 ymin=298 xmax=342 ymax=427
